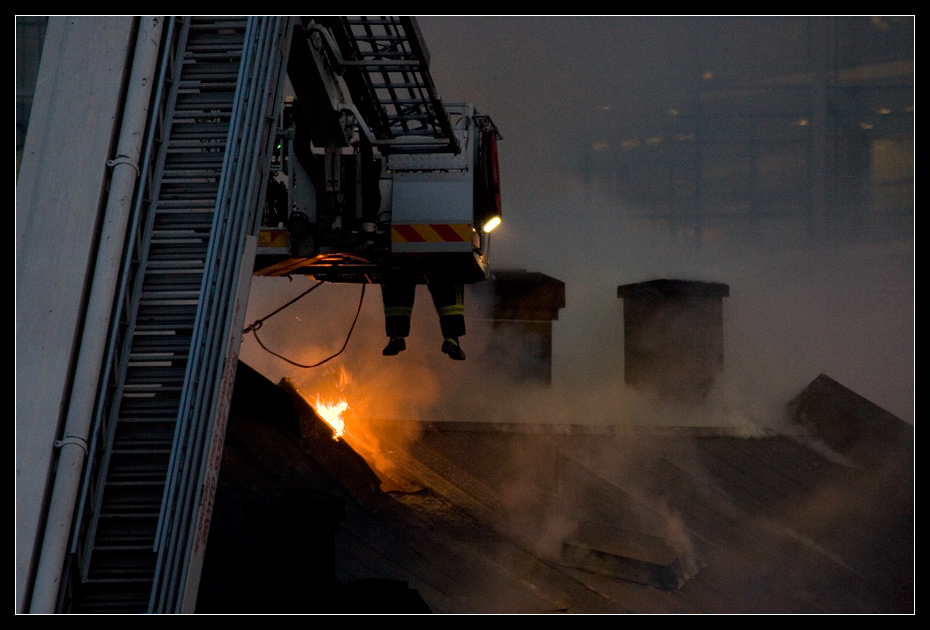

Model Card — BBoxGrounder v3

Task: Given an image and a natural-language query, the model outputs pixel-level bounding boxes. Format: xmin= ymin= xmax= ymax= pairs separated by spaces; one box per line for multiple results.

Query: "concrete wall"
xmin=15 ymin=16 xmax=135 ymax=612
xmin=15 ymin=17 xmax=48 ymax=173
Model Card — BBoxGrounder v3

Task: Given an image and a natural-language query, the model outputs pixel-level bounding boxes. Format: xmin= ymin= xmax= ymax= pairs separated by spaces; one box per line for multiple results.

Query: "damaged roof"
xmin=197 ymin=363 xmax=913 ymax=614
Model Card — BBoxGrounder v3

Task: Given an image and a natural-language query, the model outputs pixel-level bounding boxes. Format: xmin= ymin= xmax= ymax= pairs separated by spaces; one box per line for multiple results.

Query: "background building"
xmin=576 ymin=16 xmax=913 ymax=248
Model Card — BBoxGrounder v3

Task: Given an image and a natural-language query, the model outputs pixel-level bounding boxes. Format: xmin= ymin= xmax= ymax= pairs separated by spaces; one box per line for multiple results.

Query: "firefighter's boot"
xmin=383 ymin=337 xmax=406 ymax=356
xmin=441 ymin=337 xmax=466 ymax=360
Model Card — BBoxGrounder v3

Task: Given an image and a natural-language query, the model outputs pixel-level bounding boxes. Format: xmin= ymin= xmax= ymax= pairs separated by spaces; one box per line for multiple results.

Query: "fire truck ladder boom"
xmin=62 ymin=17 xmax=292 ymax=613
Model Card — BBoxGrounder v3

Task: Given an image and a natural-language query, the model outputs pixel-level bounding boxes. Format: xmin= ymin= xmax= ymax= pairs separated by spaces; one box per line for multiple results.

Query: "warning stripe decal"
xmin=392 ymin=224 xmax=426 ymax=242
xmin=392 ymin=223 xmax=473 ymax=243
xmin=257 ymin=229 xmax=290 ymax=248
xmin=431 ymin=223 xmax=466 ymax=242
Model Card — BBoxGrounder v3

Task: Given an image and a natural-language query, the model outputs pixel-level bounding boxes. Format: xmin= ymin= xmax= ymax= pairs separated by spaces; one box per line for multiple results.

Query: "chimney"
xmin=617 ymin=279 xmax=729 ymax=404
xmin=470 ymin=269 xmax=566 ymax=384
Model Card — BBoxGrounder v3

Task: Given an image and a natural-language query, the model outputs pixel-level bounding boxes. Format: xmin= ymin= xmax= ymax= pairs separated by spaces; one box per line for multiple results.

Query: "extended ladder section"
xmin=314 ymin=16 xmax=460 ymax=153
xmin=64 ymin=17 xmax=292 ymax=613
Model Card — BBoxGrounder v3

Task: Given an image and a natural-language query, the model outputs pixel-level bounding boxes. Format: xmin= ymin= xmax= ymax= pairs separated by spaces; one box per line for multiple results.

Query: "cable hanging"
xmin=243 ymin=280 xmax=367 ymax=369
xmin=243 ymin=279 xmax=325 ymax=335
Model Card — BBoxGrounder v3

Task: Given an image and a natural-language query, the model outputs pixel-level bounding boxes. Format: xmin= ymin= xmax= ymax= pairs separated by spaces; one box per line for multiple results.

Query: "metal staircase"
xmin=63 ymin=16 xmax=292 ymax=613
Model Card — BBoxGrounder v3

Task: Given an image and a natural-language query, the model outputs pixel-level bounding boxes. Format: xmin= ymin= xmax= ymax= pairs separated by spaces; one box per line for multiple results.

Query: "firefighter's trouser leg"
xmin=427 ymin=281 xmax=466 ymax=339
xmin=381 ymin=280 xmax=416 ymax=338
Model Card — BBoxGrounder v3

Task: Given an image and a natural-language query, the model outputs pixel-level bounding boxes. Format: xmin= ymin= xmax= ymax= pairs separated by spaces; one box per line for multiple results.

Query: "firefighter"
xmin=263 ymin=174 xmax=288 ymax=227
xmin=381 ymin=275 xmax=466 ymax=360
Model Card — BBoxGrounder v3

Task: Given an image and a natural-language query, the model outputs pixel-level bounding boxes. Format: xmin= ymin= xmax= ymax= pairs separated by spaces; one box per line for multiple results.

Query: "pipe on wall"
xmin=28 ymin=16 xmax=165 ymax=613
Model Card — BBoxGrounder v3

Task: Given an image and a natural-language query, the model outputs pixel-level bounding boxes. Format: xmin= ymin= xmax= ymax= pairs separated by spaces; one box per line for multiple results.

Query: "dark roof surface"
xmin=198 ymin=363 xmax=913 ymax=614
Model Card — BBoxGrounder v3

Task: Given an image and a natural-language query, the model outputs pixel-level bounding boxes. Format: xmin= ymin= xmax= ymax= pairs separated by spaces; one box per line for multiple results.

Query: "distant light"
xmin=667 ymin=108 xmax=679 ymax=116
xmin=702 ymin=71 xmax=713 ymax=80
xmin=858 ymin=121 xmax=874 ymax=130
xmin=621 ymin=139 xmax=641 ymax=149
xmin=646 ymin=136 xmax=663 ymax=145
xmin=483 ymin=216 xmax=501 ymax=233
xmin=591 ymin=141 xmax=610 ymax=151
xmin=876 ymin=107 xmax=892 ymax=115
xmin=793 ymin=118 xmax=809 ymax=127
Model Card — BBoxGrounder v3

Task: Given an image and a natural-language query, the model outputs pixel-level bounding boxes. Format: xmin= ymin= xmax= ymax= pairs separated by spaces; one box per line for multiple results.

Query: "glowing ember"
xmin=314 ymin=396 xmax=348 ymax=439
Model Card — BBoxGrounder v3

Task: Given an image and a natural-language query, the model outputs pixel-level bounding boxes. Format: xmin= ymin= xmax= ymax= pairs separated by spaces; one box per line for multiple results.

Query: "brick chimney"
xmin=617 ymin=279 xmax=729 ymax=404
xmin=470 ymin=269 xmax=566 ymax=384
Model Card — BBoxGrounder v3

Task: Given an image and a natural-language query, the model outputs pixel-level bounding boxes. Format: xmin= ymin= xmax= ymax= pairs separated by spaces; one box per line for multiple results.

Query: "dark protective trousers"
xmin=381 ymin=278 xmax=465 ymax=339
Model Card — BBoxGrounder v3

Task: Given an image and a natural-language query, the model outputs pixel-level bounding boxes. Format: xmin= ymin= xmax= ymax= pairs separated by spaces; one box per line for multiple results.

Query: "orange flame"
xmin=300 ymin=365 xmax=423 ymax=494
xmin=314 ymin=396 xmax=348 ymax=440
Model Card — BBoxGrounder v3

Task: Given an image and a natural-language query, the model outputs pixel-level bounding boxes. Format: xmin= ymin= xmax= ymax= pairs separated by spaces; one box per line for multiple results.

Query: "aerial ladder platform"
xmin=255 ymin=16 xmax=502 ymax=283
